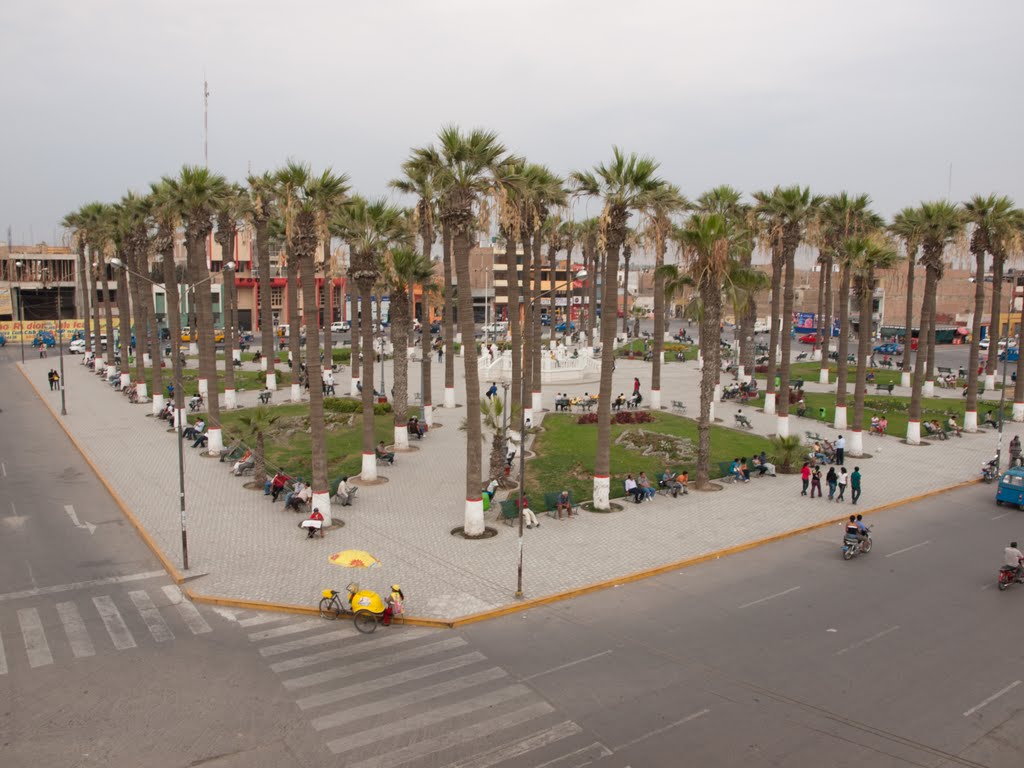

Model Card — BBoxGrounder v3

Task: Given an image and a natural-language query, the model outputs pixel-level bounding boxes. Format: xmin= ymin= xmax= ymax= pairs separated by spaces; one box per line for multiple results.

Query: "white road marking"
xmin=209 ymin=607 xmax=241 ymax=623
xmin=247 ymin=619 xmax=322 ymax=642
xmin=345 ymin=702 xmax=556 ymax=768
xmin=992 ymin=511 xmax=1012 ymax=520
xmin=283 ymin=636 xmax=467 ymax=690
xmin=613 ymin=708 xmax=711 ymax=750
xmin=325 ymin=684 xmax=533 ymax=756
xmin=93 ymin=595 xmax=137 ymax=650
xmin=533 ymin=743 xmax=614 ymax=768
xmin=0 ymin=570 xmax=165 ymax=604
xmin=0 ymin=630 xmax=6 ymax=675
xmin=448 ymin=721 xmax=583 ymax=768
xmin=17 ymin=608 xmax=53 ymax=668
xmin=312 ymin=667 xmax=508 ymax=731
xmin=238 ymin=613 xmax=287 ymax=628
xmin=885 ymin=540 xmax=931 ymax=558
xmin=57 ymin=601 xmax=95 ymax=658
xmin=259 ymin=628 xmax=360 ymax=657
xmin=738 ymin=586 xmax=801 ymax=609
xmin=296 ymin=651 xmax=487 ymax=711
xmin=270 ymin=629 xmax=434 ymax=673
xmin=835 ymin=625 xmax=900 ymax=656
xmin=64 ymin=504 xmax=97 ymax=535
xmin=161 ymin=586 xmax=211 ymax=634
xmin=1 ymin=461 xmax=6 ymax=478
xmin=963 ymin=680 xmax=1022 ymax=717
xmin=129 ymin=590 xmax=174 ymax=642
xmin=522 ymin=649 xmax=613 ymax=681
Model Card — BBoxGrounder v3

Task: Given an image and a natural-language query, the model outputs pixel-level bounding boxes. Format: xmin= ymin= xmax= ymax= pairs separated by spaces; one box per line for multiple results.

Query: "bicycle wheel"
xmin=319 ymin=597 xmax=340 ymax=620
xmin=353 ymin=610 xmax=378 ymax=634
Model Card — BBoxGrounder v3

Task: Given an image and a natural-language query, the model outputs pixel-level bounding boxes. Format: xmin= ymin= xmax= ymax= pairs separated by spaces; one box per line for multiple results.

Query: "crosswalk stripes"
xmin=446 ymin=721 xmax=584 ymax=768
xmin=269 ymin=627 xmax=435 ymax=674
xmin=0 ymin=586 xmax=219 ymax=674
xmin=17 ymin=608 xmax=53 ymax=668
xmin=56 ymin=601 xmax=95 ymax=658
xmin=533 ymin=742 xmax=615 ymax=768
xmin=247 ymin=619 xmax=322 ymax=642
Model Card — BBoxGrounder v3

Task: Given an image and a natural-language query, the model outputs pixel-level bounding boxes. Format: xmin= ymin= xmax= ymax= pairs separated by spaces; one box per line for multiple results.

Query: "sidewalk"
xmin=22 ymin=353 xmax=1008 ymax=622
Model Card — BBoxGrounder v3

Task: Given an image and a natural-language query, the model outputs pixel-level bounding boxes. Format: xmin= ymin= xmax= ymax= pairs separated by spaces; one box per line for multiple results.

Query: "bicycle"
xmin=318 ymin=583 xmax=383 ymax=634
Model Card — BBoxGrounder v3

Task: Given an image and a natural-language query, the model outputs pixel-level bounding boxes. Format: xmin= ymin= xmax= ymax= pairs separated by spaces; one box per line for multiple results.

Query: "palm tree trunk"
xmin=820 ymin=255 xmax=834 ymax=382
xmin=851 ymin=271 xmax=873 ymax=455
xmin=764 ymin=250 xmax=783 ymax=414
xmin=593 ymin=224 xmax=623 ymax=510
xmin=621 ymin=248 xmax=631 ymax=335
xmin=223 ymin=258 xmax=237 ymax=407
xmin=256 ymin=218 xmax=276 ymax=389
xmin=360 ymin=282 xmax=376 ymax=455
xmin=116 ymin=256 xmax=131 ymax=383
xmin=350 ymin=288 xmax=361 ymax=394
xmin=324 ymin=241 xmax=334 ymax=366
xmin=520 ymin=229 xmax=534 ymax=409
xmin=814 ymin=260 xmax=826 ymax=362
xmin=253 ymin=430 xmax=266 ymax=487
xmin=835 ymin=263 xmax=852 ymax=427
xmin=987 ymin=256 xmax=1005 ymax=381
xmin=1013 ymin=299 xmax=1024 ymax=421
xmin=163 ymin=245 xmax=185 ymax=426
xmin=299 ymin=244 xmax=330 ymax=524
xmin=391 ymin=289 xmax=410 ymax=443
xmin=191 ymin=232 xmax=222 ymax=454
xmin=99 ymin=252 xmax=116 ymax=368
xmin=128 ymin=250 xmax=147 ymax=392
xmin=286 ymin=253 xmax=301 ymax=397
xmin=901 ymin=251 xmax=916 ymax=384
xmin=741 ymin=296 xmax=756 ymax=376
xmin=441 ymin=222 xmax=455 ymax=405
xmin=143 ymin=262 xmax=161 ymax=410
xmin=696 ymin=276 xmax=722 ymax=488
xmin=907 ymin=266 xmax=936 ymax=443
xmin=531 ymin=236 xmax=544 ymax=413
xmin=965 ymin=249 xmax=986 ymax=429
xmin=420 ymin=290 xmax=432 ymax=420
xmin=651 ymin=229 xmax=666 ymax=404
xmin=77 ymin=243 xmax=93 ymax=356
xmin=776 ymin=238 xmax=797 ymax=432
xmin=505 ymin=231 xmax=523 ymax=410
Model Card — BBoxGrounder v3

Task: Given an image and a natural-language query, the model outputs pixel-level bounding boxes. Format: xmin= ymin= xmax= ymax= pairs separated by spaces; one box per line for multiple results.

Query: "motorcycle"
xmin=998 ymin=565 xmax=1023 ymax=591
xmin=982 ymin=458 xmax=1000 ymax=483
xmin=842 ymin=526 xmax=872 ymax=560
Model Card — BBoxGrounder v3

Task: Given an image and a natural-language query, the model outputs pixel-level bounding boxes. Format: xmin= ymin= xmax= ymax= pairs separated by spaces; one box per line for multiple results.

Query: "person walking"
xmin=1010 ymin=435 xmax=1022 ymax=467
xmin=826 ymin=466 xmax=838 ymax=500
xmin=850 ymin=466 xmax=862 ymax=504
xmin=633 ymin=377 xmax=641 ymax=398
xmin=810 ymin=464 xmax=823 ymax=498
xmin=800 ymin=462 xmax=811 ymax=496
xmin=836 ymin=467 xmax=849 ymax=502
xmin=834 ymin=435 xmax=846 ymax=466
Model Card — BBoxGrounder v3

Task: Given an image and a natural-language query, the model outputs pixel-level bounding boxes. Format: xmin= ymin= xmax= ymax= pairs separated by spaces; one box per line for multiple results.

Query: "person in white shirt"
xmin=1005 ymin=541 xmax=1024 ymax=580
xmin=182 ymin=419 xmax=205 ymax=441
xmin=485 ymin=478 xmax=499 ymax=501
xmin=624 ymin=474 xmax=643 ymax=503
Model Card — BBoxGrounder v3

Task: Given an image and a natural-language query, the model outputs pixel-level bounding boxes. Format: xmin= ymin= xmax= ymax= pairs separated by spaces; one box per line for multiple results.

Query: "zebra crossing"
xmin=0 ymin=584 xmax=212 ymax=674
xmin=232 ymin=609 xmax=624 ymax=768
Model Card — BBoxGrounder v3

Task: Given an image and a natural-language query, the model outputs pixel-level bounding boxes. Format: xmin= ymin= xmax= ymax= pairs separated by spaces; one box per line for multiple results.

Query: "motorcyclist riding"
xmin=1005 ymin=541 xmax=1024 ymax=582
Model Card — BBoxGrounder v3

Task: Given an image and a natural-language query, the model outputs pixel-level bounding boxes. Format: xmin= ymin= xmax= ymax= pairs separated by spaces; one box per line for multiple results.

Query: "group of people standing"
xmin=801 ymin=463 xmax=862 ymax=503
xmin=46 ymin=369 xmax=61 ymax=390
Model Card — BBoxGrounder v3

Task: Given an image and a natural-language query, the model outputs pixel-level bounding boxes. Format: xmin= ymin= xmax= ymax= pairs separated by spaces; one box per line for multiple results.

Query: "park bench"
xmin=330 ymin=479 xmax=358 ymax=507
xmin=937 ymin=366 xmax=953 ymax=377
xmin=498 ymin=499 xmax=519 ymax=526
xmin=375 ymin=448 xmax=396 ymax=465
xmin=543 ymin=492 xmax=578 ymax=519
xmin=575 ymin=398 xmax=597 ymax=413
xmin=805 ymin=430 xmax=825 ymax=443
xmin=407 ymin=421 xmax=428 ymax=439
xmin=734 ymin=413 xmax=753 ymax=430
xmin=717 ymin=461 xmax=737 ymax=484
xmin=258 ymin=390 xmax=273 ymax=404
xmin=670 ymin=400 xmax=687 ymax=413
xmin=791 ymin=378 xmax=805 ymax=390
xmin=874 ymin=383 xmax=895 ymax=394
xmin=923 ymin=422 xmax=951 ymax=441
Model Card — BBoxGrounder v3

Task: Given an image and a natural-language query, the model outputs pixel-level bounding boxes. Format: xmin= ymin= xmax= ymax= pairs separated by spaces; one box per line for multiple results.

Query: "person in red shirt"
xmin=306 ymin=508 xmax=325 ymax=538
xmin=800 ymin=462 xmax=811 ymax=496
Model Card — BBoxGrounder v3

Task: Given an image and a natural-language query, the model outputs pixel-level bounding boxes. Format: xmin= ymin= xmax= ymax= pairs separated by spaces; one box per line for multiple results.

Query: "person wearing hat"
xmin=384 ymin=585 xmax=405 ymax=625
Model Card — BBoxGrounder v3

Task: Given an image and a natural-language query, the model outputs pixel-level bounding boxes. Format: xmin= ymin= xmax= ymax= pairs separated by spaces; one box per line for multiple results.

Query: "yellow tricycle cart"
xmin=319 ymin=582 xmax=387 ymax=634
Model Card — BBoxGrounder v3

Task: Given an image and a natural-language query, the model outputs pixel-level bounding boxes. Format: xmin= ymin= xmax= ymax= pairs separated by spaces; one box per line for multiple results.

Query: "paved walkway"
xmin=22 ymin=351 xmax=1012 ymax=622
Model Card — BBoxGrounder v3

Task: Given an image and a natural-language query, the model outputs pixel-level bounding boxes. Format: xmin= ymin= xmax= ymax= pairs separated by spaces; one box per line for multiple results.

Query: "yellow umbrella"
xmin=330 ymin=549 xmax=381 ymax=568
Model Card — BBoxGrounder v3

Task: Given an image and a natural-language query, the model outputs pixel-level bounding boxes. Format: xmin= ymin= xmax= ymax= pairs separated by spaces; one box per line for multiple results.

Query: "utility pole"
xmin=203 ymin=74 xmax=209 ymax=169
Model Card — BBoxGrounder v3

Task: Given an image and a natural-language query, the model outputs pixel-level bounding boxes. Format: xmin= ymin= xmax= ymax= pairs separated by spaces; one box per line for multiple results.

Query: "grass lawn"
xmin=615 ymin=339 xmax=698 ymax=361
xmin=143 ymin=368 xmax=269 ymax=396
xmin=755 ymin=362 xmax=1001 ymax=391
xmin=749 ymin=391 xmax=1011 ymax=436
xmin=525 ymin=411 xmax=770 ymax=503
xmin=217 ymin=402 xmax=396 ymax=482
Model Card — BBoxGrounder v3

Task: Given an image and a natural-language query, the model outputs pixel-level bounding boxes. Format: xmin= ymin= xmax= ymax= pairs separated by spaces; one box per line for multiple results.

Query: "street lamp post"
xmin=14 ymin=260 xmax=25 ymax=364
xmin=996 ymin=284 xmax=1017 ymax=471
xmin=515 ymin=269 xmax=586 ymax=599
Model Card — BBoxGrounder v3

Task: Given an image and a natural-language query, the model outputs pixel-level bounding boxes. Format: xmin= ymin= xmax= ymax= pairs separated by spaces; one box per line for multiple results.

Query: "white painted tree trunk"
xmin=189 ymin=342 xmax=199 ymax=356
xmin=819 ymin=368 xmax=830 ymax=385
xmin=1014 ymin=403 xmax=1024 ymax=422
xmin=737 ymin=365 xmax=745 ymax=380
xmin=444 ymin=387 xmax=456 ymax=408
xmin=232 ymin=349 xmax=241 ymax=362
xmin=532 ymin=391 xmax=542 ymax=414
xmin=524 ymin=406 xmax=534 ymax=430
xmin=394 ymin=425 xmax=409 ymax=450
xmin=964 ymin=410 xmax=978 ymax=432
xmin=311 ymin=491 xmax=332 ymax=527
xmin=463 ymin=497 xmax=485 ymax=537
xmin=906 ymin=419 xmax=921 ymax=445
xmin=361 ymin=452 xmax=378 ymax=481
xmin=423 ymin=404 xmax=433 ymax=427
xmin=198 ymin=377 xmax=209 ymax=398
xmin=650 ymin=389 xmax=661 ymax=410
xmin=697 ymin=353 xmax=703 ymax=371
xmin=260 ymin=356 xmax=268 ymax=372
xmin=151 ymin=393 xmax=165 ymax=416
xmin=764 ymin=391 xmax=776 ymax=416
xmin=776 ymin=415 xmax=790 ymax=437
xmin=206 ymin=427 xmax=224 ymax=456
xmin=900 ymin=371 xmax=911 ymax=388
xmin=834 ymin=404 xmax=848 ymax=430
xmin=224 ymin=388 xmax=237 ymax=409
xmin=95 ymin=359 xmax=105 ymax=375
xmin=923 ymin=380 xmax=934 ymax=397
xmin=143 ymin=353 xmax=152 ymax=367
xmin=593 ymin=475 xmax=610 ymax=510
xmin=173 ymin=407 xmax=184 ymax=429
xmin=136 ymin=382 xmax=148 ymax=402
xmin=848 ymin=430 xmax=864 ymax=456
xmin=290 ymin=383 xmax=302 ymax=402
xmin=985 ymin=373 xmax=995 ymax=391
xmin=120 ymin=373 xmax=131 ymax=389
xmin=350 ymin=376 xmax=360 ymax=397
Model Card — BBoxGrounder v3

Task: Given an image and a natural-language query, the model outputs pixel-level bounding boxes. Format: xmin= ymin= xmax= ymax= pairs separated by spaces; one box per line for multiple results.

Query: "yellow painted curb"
xmin=17 ymin=363 xmax=186 ymax=585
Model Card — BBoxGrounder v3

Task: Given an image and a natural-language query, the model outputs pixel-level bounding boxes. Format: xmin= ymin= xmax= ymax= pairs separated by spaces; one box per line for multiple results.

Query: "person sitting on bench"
xmin=286 ymin=483 xmax=312 ymax=511
xmin=232 ymin=450 xmax=254 ymax=476
xmin=376 ymin=442 xmax=395 ymax=464
xmin=624 ymin=474 xmax=644 ymax=504
xmin=554 ymin=489 xmax=575 ymax=518
xmin=407 ymin=416 xmax=424 ymax=439
xmin=182 ymin=418 xmax=205 ymax=441
xmin=613 ymin=393 xmax=626 ymax=411
xmin=270 ymin=472 xmax=289 ymax=502
xmin=753 ymin=451 xmax=776 ymax=477
xmin=189 ymin=393 xmax=204 ymax=412
xmin=335 ymin=477 xmax=357 ymax=506
xmin=304 ymin=508 xmax=325 ymax=538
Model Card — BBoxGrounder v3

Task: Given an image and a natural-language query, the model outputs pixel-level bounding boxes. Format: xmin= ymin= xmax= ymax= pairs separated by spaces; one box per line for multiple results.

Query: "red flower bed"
xmin=576 ymin=411 xmax=654 ymax=425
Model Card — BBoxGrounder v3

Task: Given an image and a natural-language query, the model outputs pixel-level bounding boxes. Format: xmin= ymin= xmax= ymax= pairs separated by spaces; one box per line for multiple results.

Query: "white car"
xmin=68 ymin=339 xmax=86 ymax=354
xmin=330 ymin=321 xmax=351 ymax=333
xmin=979 ymin=338 xmax=1017 ymax=351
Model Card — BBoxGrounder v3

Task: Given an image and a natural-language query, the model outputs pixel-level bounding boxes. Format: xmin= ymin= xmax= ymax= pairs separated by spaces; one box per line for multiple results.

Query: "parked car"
xmin=753 ymin=320 xmax=770 ymax=333
xmin=330 ymin=321 xmax=351 ymax=333
xmin=69 ymin=339 xmax=87 ymax=354
xmin=32 ymin=331 xmax=56 ymax=348
xmin=0 ymin=333 xmax=6 ymax=347
xmin=481 ymin=322 xmax=507 ymax=335
xmin=555 ymin=321 xmax=576 ymax=333
xmin=873 ymin=342 xmax=903 ymax=355
xmin=798 ymin=333 xmax=819 ymax=344
xmin=980 ymin=337 xmax=1016 ymax=351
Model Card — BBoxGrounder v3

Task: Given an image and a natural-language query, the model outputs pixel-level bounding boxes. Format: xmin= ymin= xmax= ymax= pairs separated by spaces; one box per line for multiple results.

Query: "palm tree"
xmin=386 ymin=246 xmax=434 ymax=449
xmin=167 ymin=166 xmax=230 ymax=455
xmin=492 ymin=156 xmax=526 ymax=410
xmin=235 ymin=406 xmax=281 ymax=489
xmin=847 ymin=236 xmax=899 ymax=456
xmin=118 ymin=192 xmax=153 ymax=399
xmin=907 ymin=201 xmax=963 ymax=444
xmin=89 ymin=204 xmax=118 ymax=372
xmin=428 ymin=126 xmax=507 ymax=535
xmin=151 ymin=180 xmax=186 ymax=427
xmin=982 ymin=197 xmax=1020 ymax=391
xmin=309 ymin=169 xmax=350 ymax=368
xmin=246 ymin=173 xmax=278 ymax=390
xmin=889 ymin=207 xmax=924 ymax=390
xmin=107 ymin=200 xmax=133 ymax=390
xmin=333 ymin=196 xmax=409 ymax=482
xmin=273 ymin=162 xmax=311 ymax=403
xmin=215 ymin=185 xmax=248 ymax=409
xmin=818 ymin=194 xmax=881 ymax=429
xmin=754 ymin=186 xmax=823 ymax=436
xmin=390 ymin=158 xmax=437 ymax=424
xmin=61 ymin=206 xmax=95 ymax=362
xmin=571 ymin=148 xmax=663 ymax=509
xmin=577 ymin=218 xmax=600 ymax=340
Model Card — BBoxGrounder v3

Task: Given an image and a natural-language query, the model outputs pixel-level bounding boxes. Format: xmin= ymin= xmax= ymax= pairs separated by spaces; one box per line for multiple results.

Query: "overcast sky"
xmin=3 ymin=0 xmax=1022 ymax=247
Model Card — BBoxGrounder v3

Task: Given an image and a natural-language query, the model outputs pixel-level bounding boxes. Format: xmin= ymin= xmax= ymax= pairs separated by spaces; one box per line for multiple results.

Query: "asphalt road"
xmin=4 ymin=342 xmax=1023 ymax=767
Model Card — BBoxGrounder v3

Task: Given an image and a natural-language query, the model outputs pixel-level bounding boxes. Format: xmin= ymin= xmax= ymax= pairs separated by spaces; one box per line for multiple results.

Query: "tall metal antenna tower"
xmin=204 ymin=74 xmax=209 ymax=168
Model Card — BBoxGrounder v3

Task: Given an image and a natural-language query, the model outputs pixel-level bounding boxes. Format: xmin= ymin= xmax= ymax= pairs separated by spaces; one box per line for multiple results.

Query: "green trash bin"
xmin=482 ymin=493 xmax=491 ymax=512
xmin=819 ymin=407 xmax=827 ymax=420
